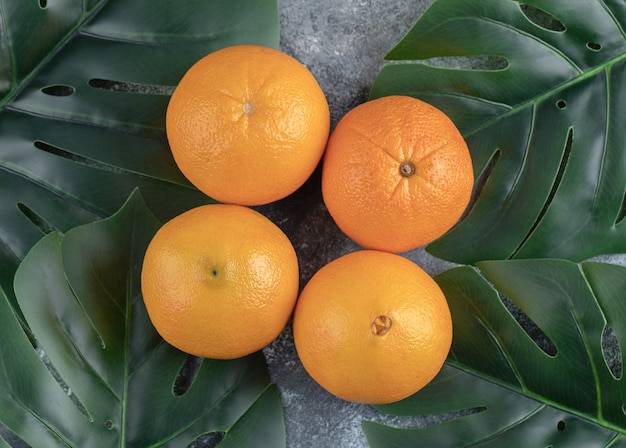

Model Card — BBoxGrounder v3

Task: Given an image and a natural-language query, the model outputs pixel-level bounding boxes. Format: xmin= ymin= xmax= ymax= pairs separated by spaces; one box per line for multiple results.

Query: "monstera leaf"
xmin=0 ymin=0 xmax=279 ymax=314
xmin=0 ymin=190 xmax=286 ymax=447
xmin=370 ymin=0 xmax=626 ymax=264
xmin=364 ymin=259 xmax=626 ymax=447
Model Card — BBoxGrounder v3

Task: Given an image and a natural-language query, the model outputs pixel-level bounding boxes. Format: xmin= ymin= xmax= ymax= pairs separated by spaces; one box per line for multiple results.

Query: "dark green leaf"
xmin=364 ymin=366 xmax=623 ymax=447
xmin=370 ymin=0 xmax=626 ymax=263
xmin=365 ymin=259 xmax=626 ymax=447
xmin=0 ymin=191 xmax=285 ymax=447
xmin=0 ymin=0 xmax=279 ymax=315
xmin=216 ymin=385 xmax=286 ymax=448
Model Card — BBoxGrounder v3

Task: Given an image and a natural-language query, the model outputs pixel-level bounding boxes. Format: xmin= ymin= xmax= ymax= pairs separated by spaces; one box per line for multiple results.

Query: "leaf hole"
xmin=451 ymin=406 xmax=487 ymax=420
xmin=422 ymin=55 xmax=509 ymax=71
xmin=191 ymin=432 xmax=226 ymax=447
xmin=499 ymin=293 xmax=558 ymax=357
xmin=41 ymin=84 xmax=75 ymax=97
xmin=512 ymin=127 xmax=573 ymax=257
xmin=615 ymin=189 xmax=626 ymax=226
xmin=586 ymin=41 xmax=602 ymax=52
xmin=88 ymin=78 xmax=173 ymax=95
xmin=557 ymin=420 xmax=566 ymax=431
xmin=556 ymin=99 xmax=567 ymax=110
xmin=34 ymin=140 xmax=123 ymax=173
xmin=17 ymin=203 xmax=56 ymax=234
xmin=172 ymin=354 xmax=203 ymax=396
xmin=36 ymin=348 xmax=93 ymax=421
xmin=518 ymin=3 xmax=566 ymax=32
xmin=0 ymin=422 xmax=29 ymax=447
xmin=602 ymin=325 xmax=623 ymax=379
xmin=460 ymin=148 xmax=501 ymax=220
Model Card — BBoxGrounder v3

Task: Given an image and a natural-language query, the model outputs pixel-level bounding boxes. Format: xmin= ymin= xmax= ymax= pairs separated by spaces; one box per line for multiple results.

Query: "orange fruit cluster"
xmin=143 ymin=45 xmax=326 ymax=360
xmin=141 ymin=44 xmax=475 ymax=405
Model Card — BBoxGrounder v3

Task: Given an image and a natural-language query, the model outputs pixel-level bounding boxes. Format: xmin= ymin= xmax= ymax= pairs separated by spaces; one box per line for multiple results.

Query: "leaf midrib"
xmin=449 ymin=360 xmax=626 ymax=437
xmin=463 ymin=51 xmax=626 ymax=139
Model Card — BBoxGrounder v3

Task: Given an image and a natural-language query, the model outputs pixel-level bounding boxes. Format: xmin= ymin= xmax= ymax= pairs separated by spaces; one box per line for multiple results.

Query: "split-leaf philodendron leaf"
xmin=3 ymin=0 xmax=626 ymax=447
xmin=0 ymin=0 xmax=279 ymax=315
xmin=365 ymin=259 xmax=626 ymax=447
xmin=370 ymin=0 xmax=626 ymax=264
xmin=0 ymin=190 xmax=286 ymax=447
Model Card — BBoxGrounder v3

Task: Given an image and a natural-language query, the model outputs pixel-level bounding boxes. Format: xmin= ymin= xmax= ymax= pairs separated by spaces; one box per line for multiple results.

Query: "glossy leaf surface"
xmin=365 ymin=259 xmax=626 ymax=447
xmin=0 ymin=191 xmax=285 ymax=447
xmin=370 ymin=0 xmax=626 ymax=264
xmin=0 ymin=0 xmax=279 ymax=312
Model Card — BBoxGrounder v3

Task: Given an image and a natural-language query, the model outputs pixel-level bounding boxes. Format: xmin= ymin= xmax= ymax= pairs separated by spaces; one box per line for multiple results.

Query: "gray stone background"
xmin=260 ymin=1 xmax=456 ymax=446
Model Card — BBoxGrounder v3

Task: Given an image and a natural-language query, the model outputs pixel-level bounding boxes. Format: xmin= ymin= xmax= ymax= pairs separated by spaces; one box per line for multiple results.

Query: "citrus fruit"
xmin=141 ymin=204 xmax=299 ymax=359
xmin=321 ymin=95 xmax=474 ymax=253
xmin=293 ymin=250 xmax=452 ymax=404
xmin=166 ymin=44 xmax=330 ymax=206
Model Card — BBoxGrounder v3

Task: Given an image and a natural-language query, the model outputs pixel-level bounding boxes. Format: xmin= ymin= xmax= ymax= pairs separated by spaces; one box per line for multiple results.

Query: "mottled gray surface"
xmin=260 ymin=1 xmax=452 ymax=447
xmin=279 ymin=0 xmax=430 ymax=129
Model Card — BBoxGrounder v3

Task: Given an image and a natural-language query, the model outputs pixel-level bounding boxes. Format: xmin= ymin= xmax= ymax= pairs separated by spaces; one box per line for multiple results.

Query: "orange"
xmin=141 ymin=204 xmax=299 ymax=359
xmin=292 ymin=250 xmax=452 ymax=405
xmin=321 ymin=95 xmax=474 ymax=253
xmin=166 ymin=44 xmax=330 ymax=206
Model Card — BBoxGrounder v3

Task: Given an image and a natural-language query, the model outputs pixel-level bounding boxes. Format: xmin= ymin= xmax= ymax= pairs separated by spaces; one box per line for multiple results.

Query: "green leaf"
xmin=365 ymin=259 xmax=626 ymax=447
xmin=364 ymin=366 xmax=624 ymax=447
xmin=216 ymin=384 xmax=286 ymax=448
xmin=0 ymin=190 xmax=285 ymax=447
xmin=370 ymin=0 xmax=626 ymax=264
xmin=0 ymin=0 xmax=279 ymax=315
